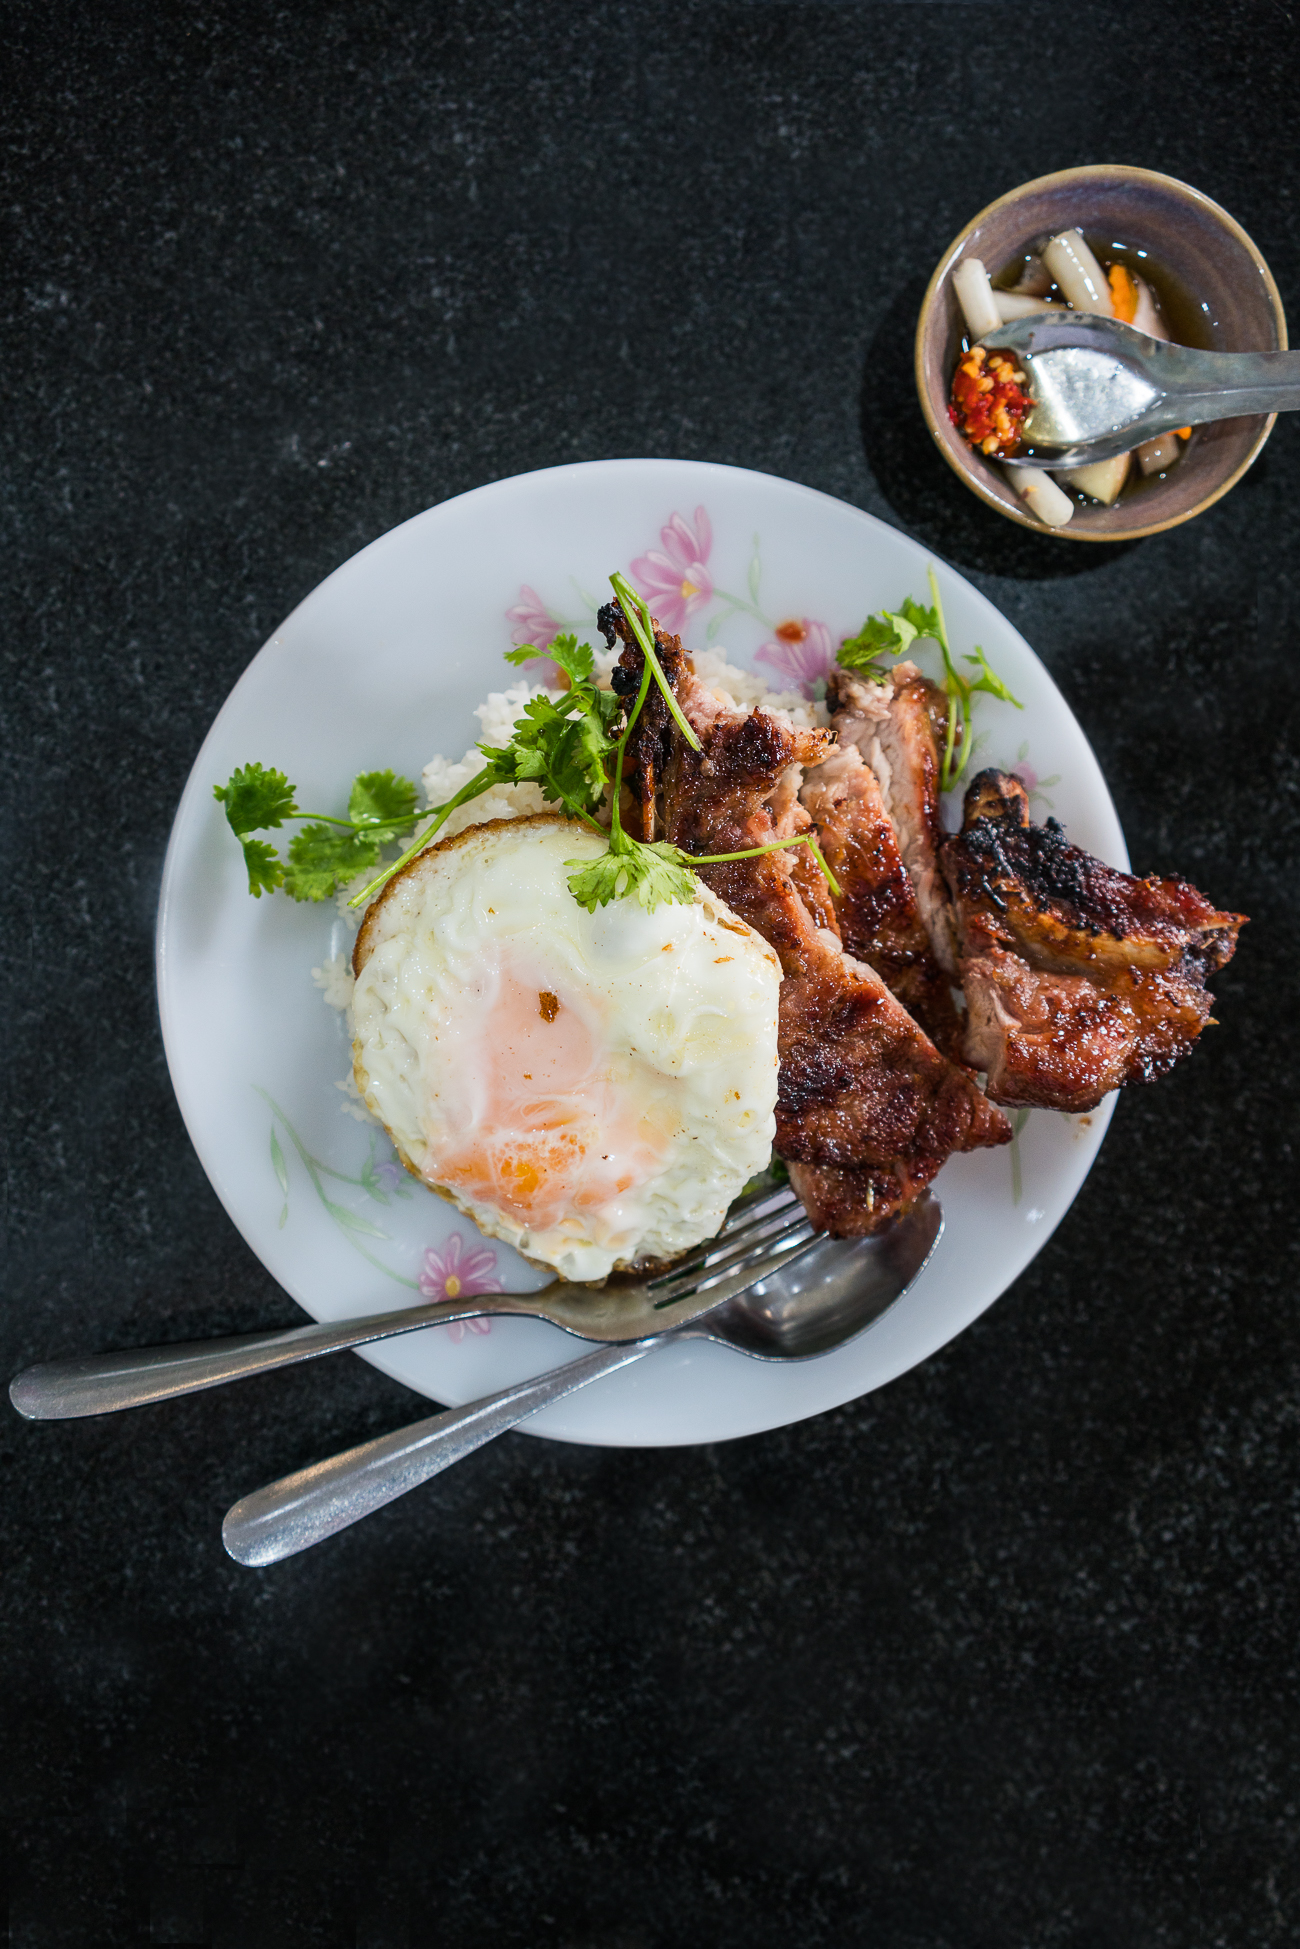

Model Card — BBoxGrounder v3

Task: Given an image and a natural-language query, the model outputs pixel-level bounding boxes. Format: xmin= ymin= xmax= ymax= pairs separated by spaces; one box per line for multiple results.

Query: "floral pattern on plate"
xmin=419 ymin=1234 xmax=498 ymax=1338
xmin=507 ymin=506 xmax=840 ymax=701
xmin=629 ymin=505 xmax=714 ymax=633
xmin=754 ymin=618 xmax=837 ymax=695
xmin=262 ymin=1090 xmax=501 ymax=1324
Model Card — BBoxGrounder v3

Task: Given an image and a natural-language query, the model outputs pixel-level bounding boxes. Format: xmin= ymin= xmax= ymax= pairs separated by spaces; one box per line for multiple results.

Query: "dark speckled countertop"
xmin=4 ymin=5 xmax=1299 ymax=1945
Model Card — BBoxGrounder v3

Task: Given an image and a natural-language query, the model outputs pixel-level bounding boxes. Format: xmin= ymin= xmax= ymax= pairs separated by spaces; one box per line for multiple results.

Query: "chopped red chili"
xmin=948 ymin=345 xmax=1033 ymax=458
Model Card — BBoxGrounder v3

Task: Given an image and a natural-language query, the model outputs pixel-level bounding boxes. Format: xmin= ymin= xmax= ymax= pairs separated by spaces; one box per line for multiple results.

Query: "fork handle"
xmin=222 ymin=1337 xmax=660 ymax=1566
xmin=7 ymin=1294 xmax=527 ymax=1420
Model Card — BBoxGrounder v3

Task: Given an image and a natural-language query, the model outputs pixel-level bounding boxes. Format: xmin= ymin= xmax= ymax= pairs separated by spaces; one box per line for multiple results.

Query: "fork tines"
xmin=647 ymin=1187 xmax=821 ymax=1307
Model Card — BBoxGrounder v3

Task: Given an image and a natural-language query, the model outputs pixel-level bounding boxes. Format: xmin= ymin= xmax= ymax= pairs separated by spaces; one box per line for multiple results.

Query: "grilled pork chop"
xmin=823 ymin=665 xmax=959 ymax=973
xmin=800 ymin=667 xmax=962 ymax=1055
xmin=602 ymin=602 xmax=1010 ymax=1234
xmin=941 ymin=770 xmax=1246 ymax=1112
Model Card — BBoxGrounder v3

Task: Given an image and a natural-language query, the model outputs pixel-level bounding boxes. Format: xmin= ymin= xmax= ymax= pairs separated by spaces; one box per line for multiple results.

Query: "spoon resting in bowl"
xmin=984 ymin=312 xmax=1300 ymax=469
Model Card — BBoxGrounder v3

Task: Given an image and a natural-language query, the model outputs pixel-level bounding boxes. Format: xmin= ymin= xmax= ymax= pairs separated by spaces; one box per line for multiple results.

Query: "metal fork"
xmin=9 ymin=1179 xmax=818 ymax=1421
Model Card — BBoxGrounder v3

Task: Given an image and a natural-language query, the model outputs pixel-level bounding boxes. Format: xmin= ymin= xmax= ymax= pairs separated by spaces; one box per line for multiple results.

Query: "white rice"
xmin=692 ymin=647 xmax=829 ymax=731
xmin=312 ymin=952 xmax=355 ymax=1010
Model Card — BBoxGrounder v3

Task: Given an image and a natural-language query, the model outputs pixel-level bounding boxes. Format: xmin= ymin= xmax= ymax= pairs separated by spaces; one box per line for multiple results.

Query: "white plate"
xmin=156 ymin=460 xmax=1124 ymax=1447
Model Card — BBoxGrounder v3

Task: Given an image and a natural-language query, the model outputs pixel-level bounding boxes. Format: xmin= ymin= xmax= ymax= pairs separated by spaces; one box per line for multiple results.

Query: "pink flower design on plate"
xmin=506 ymin=584 xmax=563 ymax=653
xmin=419 ymin=1232 xmax=498 ymax=1340
xmin=505 ymin=585 xmax=569 ymax=685
xmin=630 ymin=506 xmax=713 ymax=634
xmin=1009 ymin=743 xmax=1059 ymax=808
xmin=754 ymin=618 xmax=837 ymax=698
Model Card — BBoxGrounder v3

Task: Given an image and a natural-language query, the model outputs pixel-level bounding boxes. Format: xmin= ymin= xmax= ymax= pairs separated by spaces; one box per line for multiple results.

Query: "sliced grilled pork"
xmin=799 ymin=738 xmax=962 ymax=1057
xmin=941 ymin=770 xmax=1246 ymax=1112
xmin=824 ymin=664 xmax=958 ymax=973
xmin=786 ymin=1158 xmax=942 ymax=1240
xmin=602 ymin=603 xmax=1010 ymax=1234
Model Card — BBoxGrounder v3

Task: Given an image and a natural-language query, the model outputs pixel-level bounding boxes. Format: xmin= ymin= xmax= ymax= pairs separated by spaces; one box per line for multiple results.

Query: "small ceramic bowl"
xmin=915 ymin=165 xmax=1288 ymax=542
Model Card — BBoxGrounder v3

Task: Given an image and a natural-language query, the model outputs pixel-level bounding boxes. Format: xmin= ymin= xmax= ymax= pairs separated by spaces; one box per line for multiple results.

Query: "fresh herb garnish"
xmin=222 ymin=573 xmax=841 ymax=917
xmin=347 ymin=573 xmax=837 ymax=915
xmin=837 ymin=566 xmax=1022 ymax=791
xmin=838 ymin=606 xmax=924 ymax=672
xmin=213 ymin=764 xmax=421 ymax=900
xmin=557 ymin=576 xmax=703 ymax=911
xmin=565 ymin=826 xmax=840 ymax=915
xmin=566 ymin=827 xmax=699 ymax=914
xmin=344 ymin=629 xmax=626 ymax=908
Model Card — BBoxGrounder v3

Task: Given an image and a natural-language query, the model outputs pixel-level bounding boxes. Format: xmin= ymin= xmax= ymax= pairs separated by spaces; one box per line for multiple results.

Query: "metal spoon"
xmin=982 ymin=311 xmax=1300 ymax=469
xmin=221 ymin=1194 xmax=943 ymax=1566
xmin=9 ymin=1179 xmax=814 ymax=1421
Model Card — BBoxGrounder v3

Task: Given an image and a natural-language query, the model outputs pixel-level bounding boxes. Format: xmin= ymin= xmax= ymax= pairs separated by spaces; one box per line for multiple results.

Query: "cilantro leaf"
xmin=240 ymin=837 xmax=285 ymax=898
xmin=348 ymin=770 xmax=420 ymax=834
xmin=282 ymin=823 xmax=382 ymax=903
xmin=221 ymin=763 xmax=429 ymax=906
xmin=897 ymin=596 xmax=941 ymax=640
xmin=214 ymin=763 xmax=297 ymax=835
xmin=548 ymin=700 xmax=623 ymax=810
xmin=838 ymin=611 xmax=917 ymax=672
xmin=964 ymin=644 xmax=1023 ymax=708
xmin=565 ymin=827 xmax=844 ymax=916
xmin=566 ymin=834 xmax=698 ymax=915
xmin=545 ymin=632 xmax=595 ymax=685
xmin=344 ymin=765 xmax=507 ymax=910
xmin=838 ymin=571 xmax=1021 ymax=792
xmin=478 ymin=685 xmax=621 ymax=818
xmin=504 ymin=632 xmax=595 ymax=687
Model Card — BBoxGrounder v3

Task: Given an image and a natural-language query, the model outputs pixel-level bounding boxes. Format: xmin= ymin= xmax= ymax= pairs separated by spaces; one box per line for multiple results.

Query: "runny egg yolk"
xmin=429 ymin=957 xmax=663 ymax=1232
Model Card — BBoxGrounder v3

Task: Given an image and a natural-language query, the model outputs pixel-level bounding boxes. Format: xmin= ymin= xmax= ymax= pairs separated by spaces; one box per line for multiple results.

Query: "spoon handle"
xmin=221 ymin=1337 xmax=659 ymax=1565
xmin=7 ymin=1294 xmax=532 ymax=1420
xmin=1159 ymin=348 xmax=1300 ymax=425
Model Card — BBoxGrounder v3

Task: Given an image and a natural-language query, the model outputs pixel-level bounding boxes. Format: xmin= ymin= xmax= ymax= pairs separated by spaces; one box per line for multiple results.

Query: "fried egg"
xmin=350 ymin=814 xmax=781 ymax=1282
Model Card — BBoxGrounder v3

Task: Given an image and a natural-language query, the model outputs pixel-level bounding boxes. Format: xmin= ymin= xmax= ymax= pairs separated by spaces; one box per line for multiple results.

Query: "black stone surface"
xmin=4 ymin=4 xmax=1299 ymax=1944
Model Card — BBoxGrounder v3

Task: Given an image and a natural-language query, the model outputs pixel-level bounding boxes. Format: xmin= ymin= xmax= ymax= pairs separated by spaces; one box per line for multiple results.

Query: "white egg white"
xmin=350 ymin=815 xmax=782 ymax=1283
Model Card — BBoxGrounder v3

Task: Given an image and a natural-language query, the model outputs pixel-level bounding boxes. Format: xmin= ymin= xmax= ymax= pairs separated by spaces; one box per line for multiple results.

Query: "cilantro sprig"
xmin=838 ymin=566 xmax=1022 ymax=790
xmin=355 ymin=572 xmax=838 ymax=915
xmin=564 ymin=827 xmax=841 ymax=915
xmin=213 ymin=764 xmax=421 ymax=900
xmin=344 ymin=629 xmax=625 ymax=909
xmin=221 ymin=572 xmax=841 ymax=919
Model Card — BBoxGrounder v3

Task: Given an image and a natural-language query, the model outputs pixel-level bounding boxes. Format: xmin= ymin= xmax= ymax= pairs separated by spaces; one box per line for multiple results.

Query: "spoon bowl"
xmin=699 ymin=1196 xmax=943 ymax=1361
